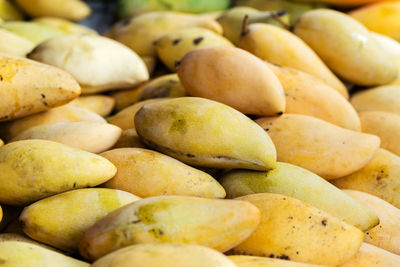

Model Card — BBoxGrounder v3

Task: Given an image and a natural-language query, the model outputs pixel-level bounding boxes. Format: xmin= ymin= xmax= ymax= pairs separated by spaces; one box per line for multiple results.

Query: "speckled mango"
xmin=266 ymin=62 xmax=359 ymax=130
xmin=101 ymin=148 xmax=225 ymax=198
xmin=351 ymin=86 xmax=400 ymax=115
xmin=220 ymin=162 xmax=378 ymax=231
xmin=340 ymin=243 xmax=400 ymax=267
xmin=0 ymin=241 xmax=89 ymax=267
xmin=238 ymin=23 xmax=347 ymax=98
xmin=0 ymin=29 xmax=35 ymax=57
xmin=111 ymin=74 xmax=185 ymax=112
xmin=0 ymin=55 xmax=80 ymax=123
xmin=233 ymin=193 xmax=364 ymax=266
xmin=20 ymin=188 xmax=139 ymax=252
xmin=178 ymin=47 xmax=285 ymax=116
xmin=294 ymin=9 xmax=398 ymax=86
xmin=256 ymin=114 xmax=380 ymax=179
xmin=68 ymin=95 xmax=115 ymax=117
xmin=0 ymin=139 xmax=116 ymax=206
xmin=332 ymin=148 xmax=400 ymax=210
xmin=11 ymin=122 xmax=122 ymax=154
xmin=135 ymin=97 xmax=277 ymax=170
xmin=345 ymin=190 xmax=400 ymax=255
xmin=79 ymin=195 xmax=260 ymax=261
xmin=0 ymin=105 xmax=106 ymax=141
xmin=112 ymin=128 xmax=145 ymax=149
xmin=156 ymin=27 xmax=234 ymax=71
xmin=229 ymin=255 xmax=329 ymax=267
xmin=92 ymin=244 xmax=236 ymax=267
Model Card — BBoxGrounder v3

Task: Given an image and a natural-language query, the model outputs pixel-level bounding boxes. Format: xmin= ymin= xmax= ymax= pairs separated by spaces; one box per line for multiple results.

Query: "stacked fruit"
xmin=1 ymin=0 xmax=400 ymax=266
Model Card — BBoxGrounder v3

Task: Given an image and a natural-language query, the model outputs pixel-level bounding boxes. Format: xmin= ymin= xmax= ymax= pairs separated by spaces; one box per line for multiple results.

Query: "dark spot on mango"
xmin=322 ymin=219 xmax=327 ymax=226
xmin=172 ymin=39 xmax=181 ymax=45
xmin=174 ymin=60 xmax=181 ymax=69
xmin=277 ymin=111 xmax=283 ymax=116
xmin=193 ymin=37 xmax=204 ymax=45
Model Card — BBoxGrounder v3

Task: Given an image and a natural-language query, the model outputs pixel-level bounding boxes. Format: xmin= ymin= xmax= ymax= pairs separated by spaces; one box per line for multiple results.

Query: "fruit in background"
xmin=0 ymin=29 xmax=35 ymax=56
xmin=34 ymin=17 xmax=98 ymax=35
xmin=351 ymin=85 xmax=400 ymax=115
xmin=256 ymin=114 xmax=380 ymax=180
xmin=68 ymin=95 xmax=115 ymax=117
xmin=107 ymin=12 xmax=222 ymax=58
xmin=0 ymin=21 xmax=64 ymax=45
xmin=156 ymin=27 xmax=234 ymax=71
xmin=178 ymin=46 xmax=285 ymax=116
xmin=116 ymin=0 xmax=230 ymax=19
xmin=229 ymin=255 xmax=329 ymax=267
xmin=15 ymin=0 xmax=91 ymax=21
xmin=220 ymin=162 xmax=379 ymax=231
xmin=239 ymin=23 xmax=348 ymax=97
xmin=294 ymin=9 xmax=398 ymax=86
xmin=135 ymin=97 xmax=277 ymax=170
xmin=235 ymin=0 xmax=327 ymax=25
xmin=112 ymin=128 xmax=145 ymax=149
xmin=295 ymin=0 xmax=398 ymax=7
xmin=217 ymin=7 xmax=290 ymax=45
xmin=0 ymin=0 xmax=23 ymax=21
xmin=339 ymin=243 xmax=400 ymax=267
xmin=28 ymin=35 xmax=149 ymax=94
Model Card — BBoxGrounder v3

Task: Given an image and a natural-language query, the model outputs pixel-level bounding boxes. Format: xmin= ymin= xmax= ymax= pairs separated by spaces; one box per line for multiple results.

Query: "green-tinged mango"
xmin=67 ymin=95 xmax=115 ymax=117
xmin=340 ymin=243 xmax=400 ymax=267
xmin=112 ymin=128 xmax=146 ymax=149
xmin=351 ymin=86 xmax=400 ymax=115
xmin=79 ymin=196 xmax=260 ymax=261
xmin=34 ymin=17 xmax=97 ymax=35
xmin=135 ymin=97 xmax=277 ymax=170
xmin=229 ymin=255 xmax=329 ymax=267
xmin=0 ymin=140 xmax=116 ymax=206
xmin=294 ymin=9 xmax=398 ymax=86
xmin=233 ymin=193 xmax=364 ymax=266
xmin=0 ymin=29 xmax=35 ymax=57
xmin=101 ymin=148 xmax=225 ymax=198
xmin=256 ymin=114 xmax=380 ymax=179
xmin=220 ymin=162 xmax=378 ymax=231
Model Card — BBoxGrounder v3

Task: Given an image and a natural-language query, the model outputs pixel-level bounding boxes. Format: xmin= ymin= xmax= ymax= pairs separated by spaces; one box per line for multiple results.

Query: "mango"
xmin=351 ymin=86 xmax=400 ymax=115
xmin=233 ymin=193 xmax=364 ymax=266
xmin=0 ymin=233 xmax=61 ymax=252
xmin=340 ymin=243 xmax=400 ymax=267
xmin=229 ymin=255 xmax=329 ymax=267
xmin=294 ymin=9 xmax=398 ymax=86
xmin=34 ymin=17 xmax=97 ymax=35
xmin=0 ymin=55 xmax=80 ymax=123
xmin=0 ymin=139 xmax=116 ymax=206
xmin=178 ymin=47 xmax=285 ymax=116
xmin=79 ymin=196 xmax=260 ymax=261
xmin=0 ymin=0 xmax=23 ymax=21
xmin=256 ymin=114 xmax=379 ymax=179
xmin=220 ymin=162 xmax=378 ymax=231
xmin=295 ymin=0 xmax=397 ymax=6
xmin=135 ymin=97 xmax=277 ymax=170
xmin=0 ymin=29 xmax=35 ymax=57
xmin=67 ymin=95 xmax=115 ymax=117
xmin=112 ymin=128 xmax=145 ymax=149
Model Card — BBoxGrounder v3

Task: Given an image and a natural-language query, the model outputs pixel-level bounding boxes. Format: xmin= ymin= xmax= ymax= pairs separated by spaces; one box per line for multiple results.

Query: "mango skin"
xmin=0 ymin=29 xmax=35 ymax=57
xmin=135 ymin=97 xmax=277 ymax=170
xmin=340 ymin=243 xmax=400 ymax=267
xmin=0 ymin=241 xmax=89 ymax=267
xmin=92 ymin=243 xmax=236 ymax=267
xmin=345 ymin=190 xmax=400 ymax=255
xmin=79 ymin=195 xmax=260 ymax=261
xmin=229 ymin=255 xmax=329 ymax=267
xmin=0 ymin=139 xmax=117 ymax=206
xmin=294 ymin=9 xmax=398 ymax=86
xmin=351 ymin=86 xmax=400 ymax=115
xmin=178 ymin=47 xmax=285 ymax=116
xmin=0 ymin=55 xmax=81 ymax=123
xmin=20 ymin=188 xmax=139 ymax=252
xmin=333 ymin=149 xmax=400 ymax=209
xmin=220 ymin=162 xmax=378 ymax=231
xmin=68 ymin=95 xmax=115 ymax=117
xmin=101 ymin=148 xmax=225 ymax=198
xmin=112 ymin=128 xmax=145 ymax=149
xmin=233 ymin=193 xmax=364 ymax=266
xmin=34 ymin=17 xmax=97 ymax=35
xmin=256 ymin=114 xmax=380 ymax=180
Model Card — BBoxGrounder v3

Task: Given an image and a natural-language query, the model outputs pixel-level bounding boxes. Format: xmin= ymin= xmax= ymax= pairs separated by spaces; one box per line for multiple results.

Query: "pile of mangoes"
xmin=1 ymin=0 xmax=400 ymax=266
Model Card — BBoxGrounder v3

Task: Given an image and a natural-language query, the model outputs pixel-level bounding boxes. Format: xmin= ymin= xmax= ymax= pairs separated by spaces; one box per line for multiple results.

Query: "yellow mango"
xmin=239 ymin=23 xmax=347 ymax=97
xmin=178 ymin=47 xmax=285 ymax=116
xmin=0 ymin=105 xmax=106 ymax=141
xmin=20 ymin=188 xmax=139 ymax=252
xmin=296 ymin=0 xmax=397 ymax=6
xmin=345 ymin=190 xmax=400 ymax=255
xmin=92 ymin=243 xmax=236 ymax=267
xmin=111 ymin=74 xmax=186 ymax=112
xmin=15 ymin=0 xmax=90 ymax=21
xmin=256 ymin=114 xmax=379 ymax=179
xmin=34 ymin=17 xmax=97 ymax=35
xmin=359 ymin=111 xmax=400 ymax=156
xmin=135 ymin=97 xmax=277 ymax=170
xmin=79 ymin=196 xmax=260 ymax=261
xmin=294 ymin=9 xmax=397 ymax=86
xmin=112 ymin=128 xmax=145 ymax=149
xmin=28 ymin=35 xmax=149 ymax=94
xmin=233 ymin=193 xmax=363 ymax=266
xmin=229 ymin=255 xmax=329 ymax=267
xmin=0 ymin=233 xmax=62 ymax=253
xmin=0 ymin=0 xmax=23 ymax=21
xmin=332 ymin=148 xmax=400 ymax=209
xmin=101 ymin=148 xmax=225 ymax=198
xmin=11 ymin=122 xmax=122 ymax=154
xmin=109 ymin=99 xmax=164 ymax=130
xmin=157 ymin=27 xmax=234 ymax=71
xmin=0 ymin=241 xmax=89 ymax=266
xmin=0 ymin=29 xmax=35 ymax=57
xmin=0 ymin=139 xmax=116 ymax=206
xmin=0 ymin=55 xmax=80 ymax=123
xmin=340 ymin=243 xmax=400 ymax=267
xmin=67 ymin=95 xmax=115 ymax=117
xmin=266 ymin=62 xmax=359 ymax=130
xmin=220 ymin=162 xmax=378 ymax=231
xmin=351 ymin=86 xmax=400 ymax=115
xmin=108 ymin=12 xmax=222 ymax=58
